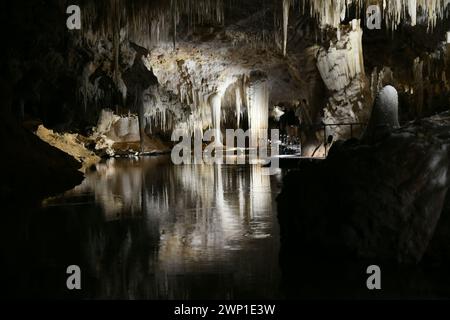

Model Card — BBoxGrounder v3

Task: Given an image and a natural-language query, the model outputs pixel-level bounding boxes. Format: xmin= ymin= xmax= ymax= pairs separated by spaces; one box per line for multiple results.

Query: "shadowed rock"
xmin=278 ymin=111 xmax=450 ymax=265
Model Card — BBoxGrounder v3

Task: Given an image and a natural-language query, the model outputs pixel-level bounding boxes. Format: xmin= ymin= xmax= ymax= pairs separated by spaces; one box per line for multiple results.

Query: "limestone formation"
xmin=363 ymin=85 xmax=400 ymax=143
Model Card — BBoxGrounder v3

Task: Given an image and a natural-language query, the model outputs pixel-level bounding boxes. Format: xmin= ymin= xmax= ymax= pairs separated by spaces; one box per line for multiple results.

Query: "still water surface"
xmin=6 ymin=156 xmax=449 ymax=299
xmin=41 ymin=156 xmax=283 ymax=299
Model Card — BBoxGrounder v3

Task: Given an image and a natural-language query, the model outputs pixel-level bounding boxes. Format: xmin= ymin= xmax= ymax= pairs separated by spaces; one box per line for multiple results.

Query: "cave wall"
xmin=4 ymin=0 xmax=450 ymax=147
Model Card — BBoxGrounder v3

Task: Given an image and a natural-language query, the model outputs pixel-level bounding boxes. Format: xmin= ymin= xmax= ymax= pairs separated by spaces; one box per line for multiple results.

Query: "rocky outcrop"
xmin=35 ymin=125 xmax=100 ymax=172
xmin=277 ymin=111 xmax=450 ymax=264
xmin=0 ymin=56 xmax=83 ymax=204
xmin=1 ymin=117 xmax=83 ymax=204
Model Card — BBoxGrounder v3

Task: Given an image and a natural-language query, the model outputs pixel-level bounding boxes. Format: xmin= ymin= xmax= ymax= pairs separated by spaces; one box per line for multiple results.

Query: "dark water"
xmin=5 ymin=156 xmax=450 ymax=299
xmin=4 ymin=156 xmax=283 ymax=299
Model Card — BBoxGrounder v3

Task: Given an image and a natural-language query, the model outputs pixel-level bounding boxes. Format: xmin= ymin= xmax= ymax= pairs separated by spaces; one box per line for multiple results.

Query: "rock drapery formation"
xmin=65 ymin=1 xmax=362 ymax=151
xmin=316 ymin=20 xmax=370 ymax=140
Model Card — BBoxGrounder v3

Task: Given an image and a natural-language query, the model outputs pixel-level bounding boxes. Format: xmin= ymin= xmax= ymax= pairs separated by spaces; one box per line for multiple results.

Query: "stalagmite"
xmin=363 ymin=85 xmax=400 ymax=143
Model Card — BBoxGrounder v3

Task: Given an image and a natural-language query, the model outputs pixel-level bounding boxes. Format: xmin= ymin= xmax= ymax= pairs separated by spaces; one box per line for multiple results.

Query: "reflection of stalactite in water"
xmin=250 ymin=166 xmax=272 ymax=220
xmin=45 ymin=157 xmax=279 ymax=298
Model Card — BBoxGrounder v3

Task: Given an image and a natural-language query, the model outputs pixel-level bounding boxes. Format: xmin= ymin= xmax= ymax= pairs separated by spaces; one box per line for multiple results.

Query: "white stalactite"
xmin=81 ymin=0 xmax=225 ymax=47
xmin=245 ymin=73 xmax=269 ymax=148
xmin=301 ymin=0 xmax=450 ymax=31
xmin=210 ymin=93 xmax=223 ymax=144
xmin=235 ymin=87 xmax=242 ymax=128
xmin=316 ymin=19 xmax=364 ymax=92
xmin=317 ymin=19 xmax=368 ymax=138
xmin=282 ymin=0 xmax=291 ymax=57
xmin=408 ymin=0 xmax=417 ymax=26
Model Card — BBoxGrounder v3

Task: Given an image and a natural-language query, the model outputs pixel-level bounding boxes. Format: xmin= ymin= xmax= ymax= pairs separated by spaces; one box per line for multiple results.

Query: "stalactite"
xmin=112 ymin=0 xmax=121 ymax=94
xmin=316 ymin=20 xmax=364 ymax=92
xmin=245 ymin=72 xmax=269 ymax=148
xmin=235 ymin=87 xmax=242 ymax=128
xmin=78 ymin=0 xmax=224 ymax=47
xmin=171 ymin=0 xmax=178 ymax=49
xmin=413 ymin=57 xmax=425 ymax=115
xmin=408 ymin=0 xmax=417 ymax=26
xmin=302 ymin=0 xmax=348 ymax=29
xmin=209 ymin=93 xmax=223 ymax=144
xmin=318 ymin=19 xmax=369 ymax=139
xmin=282 ymin=0 xmax=291 ymax=57
xmin=294 ymin=0 xmax=450 ymax=31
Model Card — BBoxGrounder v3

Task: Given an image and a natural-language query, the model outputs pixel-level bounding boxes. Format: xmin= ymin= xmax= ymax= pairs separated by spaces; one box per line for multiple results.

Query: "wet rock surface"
xmin=277 ymin=111 xmax=450 ymax=265
xmin=35 ymin=125 xmax=101 ymax=172
xmin=1 ymin=119 xmax=84 ymax=204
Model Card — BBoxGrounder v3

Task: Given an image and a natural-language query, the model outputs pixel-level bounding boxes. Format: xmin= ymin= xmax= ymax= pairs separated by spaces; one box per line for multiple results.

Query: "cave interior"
xmin=3 ymin=0 xmax=450 ymax=300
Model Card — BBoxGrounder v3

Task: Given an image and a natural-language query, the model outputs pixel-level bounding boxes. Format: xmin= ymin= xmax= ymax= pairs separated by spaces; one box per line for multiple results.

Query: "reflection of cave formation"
xmin=47 ymin=158 xmax=276 ymax=299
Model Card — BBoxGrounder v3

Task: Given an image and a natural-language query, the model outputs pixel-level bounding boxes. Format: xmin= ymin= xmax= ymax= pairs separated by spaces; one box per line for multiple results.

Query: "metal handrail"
xmin=321 ymin=122 xmax=367 ymax=156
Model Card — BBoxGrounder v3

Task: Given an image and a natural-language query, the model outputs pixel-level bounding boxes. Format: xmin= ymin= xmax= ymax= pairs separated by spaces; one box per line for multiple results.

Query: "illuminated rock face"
xmin=245 ymin=72 xmax=270 ymax=146
xmin=317 ymin=21 xmax=365 ymax=93
xmin=317 ymin=20 xmax=370 ymax=139
xmin=363 ymin=85 xmax=400 ymax=143
xmin=93 ymin=109 xmax=171 ymax=156
xmin=96 ymin=109 xmax=140 ymax=143
xmin=144 ymin=41 xmax=294 ymax=141
xmin=69 ymin=0 xmax=450 ymax=149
